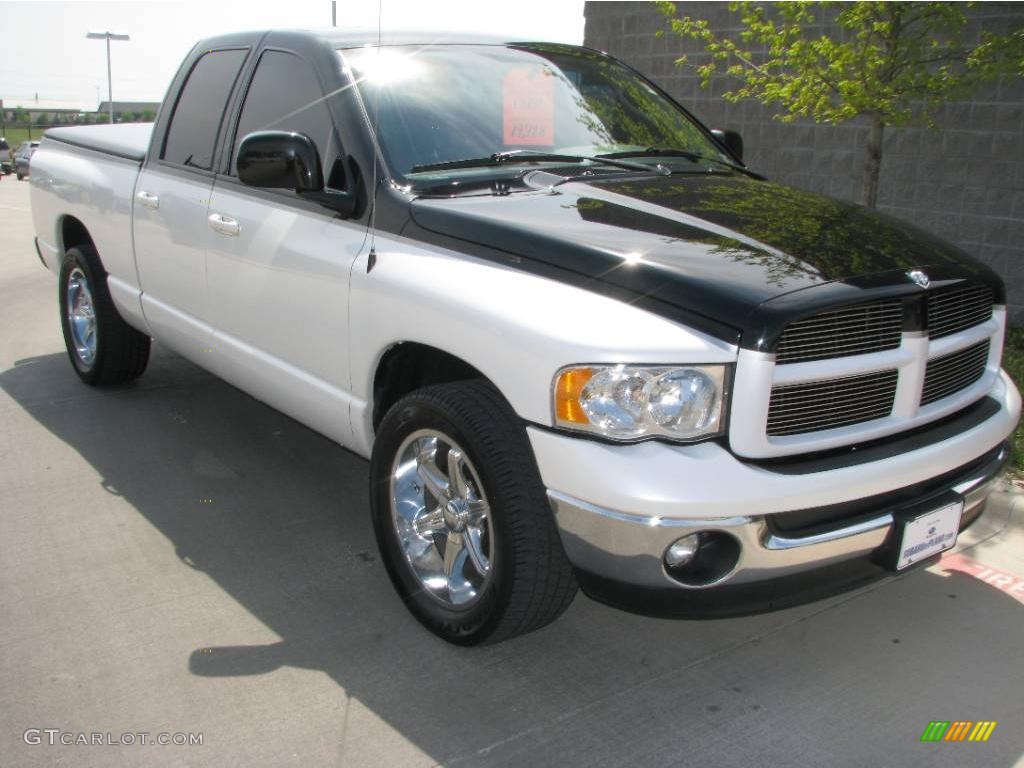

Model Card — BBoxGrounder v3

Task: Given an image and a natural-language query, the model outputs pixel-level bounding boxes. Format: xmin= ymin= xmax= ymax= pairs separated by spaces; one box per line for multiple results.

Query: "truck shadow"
xmin=3 ymin=347 xmax=1022 ymax=767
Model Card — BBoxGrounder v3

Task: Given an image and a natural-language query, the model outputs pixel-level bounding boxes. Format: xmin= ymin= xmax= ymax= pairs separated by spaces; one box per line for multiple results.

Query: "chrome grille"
xmin=921 ymin=341 xmax=990 ymax=406
xmin=775 ymin=300 xmax=903 ymax=364
xmin=767 ymin=370 xmax=898 ymax=436
xmin=735 ymin=279 xmax=1003 ymax=455
xmin=928 ymin=284 xmax=993 ymax=339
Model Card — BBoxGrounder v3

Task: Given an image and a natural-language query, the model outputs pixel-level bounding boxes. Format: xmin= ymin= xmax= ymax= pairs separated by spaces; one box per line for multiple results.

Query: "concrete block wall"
xmin=583 ymin=1 xmax=1024 ymax=323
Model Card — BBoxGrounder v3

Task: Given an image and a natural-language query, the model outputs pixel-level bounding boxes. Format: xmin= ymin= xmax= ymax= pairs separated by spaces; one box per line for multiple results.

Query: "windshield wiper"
xmin=409 ymin=150 xmax=660 ymax=175
xmin=596 ymin=147 xmax=740 ymax=171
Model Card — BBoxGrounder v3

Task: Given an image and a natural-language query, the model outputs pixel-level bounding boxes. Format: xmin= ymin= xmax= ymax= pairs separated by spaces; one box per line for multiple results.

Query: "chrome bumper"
xmin=547 ymin=442 xmax=1010 ymax=590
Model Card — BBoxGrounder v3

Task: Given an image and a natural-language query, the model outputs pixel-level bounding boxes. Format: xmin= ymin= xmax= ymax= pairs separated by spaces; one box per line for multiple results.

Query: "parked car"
xmin=0 ymin=137 xmax=11 ymax=174
xmin=28 ymin=30 xmax=1021 ymax=645
xmin=14 ymin=140 xmax=39 ymax=180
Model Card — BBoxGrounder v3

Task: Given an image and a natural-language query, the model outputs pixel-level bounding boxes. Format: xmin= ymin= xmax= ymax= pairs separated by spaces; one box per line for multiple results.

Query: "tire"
xmin=370 ymin=380 xmax=578 ymax=645
xmin=16 ymin=172 xmax=24 ymax=181
xmin=59 ymin=244 xmax=150 ymax=385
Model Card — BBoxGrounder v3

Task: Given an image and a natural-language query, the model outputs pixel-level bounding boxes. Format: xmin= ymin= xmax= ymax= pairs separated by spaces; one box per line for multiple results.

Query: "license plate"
xmin=895 ymin=501 xmax=963 ymax=570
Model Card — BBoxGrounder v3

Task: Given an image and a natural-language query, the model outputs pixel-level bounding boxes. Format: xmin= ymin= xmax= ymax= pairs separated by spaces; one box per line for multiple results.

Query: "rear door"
xmin=133 ymin=47 xmax=249 ymax=359
xmin=203 ymin=48 xmax=368 ymax=447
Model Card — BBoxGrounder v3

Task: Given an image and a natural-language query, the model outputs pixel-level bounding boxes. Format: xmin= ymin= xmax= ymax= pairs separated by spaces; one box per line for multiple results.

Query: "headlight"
xmin=553 ymin=364 xmax=728 ymax=441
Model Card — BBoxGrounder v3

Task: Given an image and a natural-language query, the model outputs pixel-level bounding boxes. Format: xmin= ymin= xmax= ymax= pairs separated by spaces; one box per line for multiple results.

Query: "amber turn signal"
xmin=554 ymin=367 xmax=594 ymax=424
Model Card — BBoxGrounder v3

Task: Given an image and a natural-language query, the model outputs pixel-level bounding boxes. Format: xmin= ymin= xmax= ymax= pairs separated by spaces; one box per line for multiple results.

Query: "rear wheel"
xmin=16 ymin=172 xmax=24 ymax=181
xmin=59 ymin=244 xmax=150 ymax=385
xmin=370 ymin=380 xmax=578 ymax=645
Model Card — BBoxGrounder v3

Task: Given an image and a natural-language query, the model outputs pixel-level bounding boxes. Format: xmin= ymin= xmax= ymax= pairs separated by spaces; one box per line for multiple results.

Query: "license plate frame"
xmin=892 ymin=499 xmax=964 ymax=571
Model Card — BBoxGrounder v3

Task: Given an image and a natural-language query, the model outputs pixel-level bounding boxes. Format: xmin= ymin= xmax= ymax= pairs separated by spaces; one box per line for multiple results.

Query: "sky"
xmin=0 ymin=0 xmax=586 ymax=111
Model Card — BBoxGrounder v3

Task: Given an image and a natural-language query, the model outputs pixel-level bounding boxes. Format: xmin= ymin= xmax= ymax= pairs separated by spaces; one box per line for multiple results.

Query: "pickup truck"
xmin=30 ymin=30 xmax=1021 ymax=645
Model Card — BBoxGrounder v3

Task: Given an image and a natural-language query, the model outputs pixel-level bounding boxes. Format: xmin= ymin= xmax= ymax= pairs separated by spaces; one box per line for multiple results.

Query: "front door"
xmin=204 ymin=49 xmax=368 ymax=448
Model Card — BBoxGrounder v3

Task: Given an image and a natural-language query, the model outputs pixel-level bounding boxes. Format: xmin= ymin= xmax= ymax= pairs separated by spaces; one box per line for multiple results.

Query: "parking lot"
xmin=0 ymin=176 xmax=1021 ymax=767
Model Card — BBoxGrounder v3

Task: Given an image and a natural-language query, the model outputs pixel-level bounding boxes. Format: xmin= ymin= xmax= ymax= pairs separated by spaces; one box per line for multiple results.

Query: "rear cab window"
xmin=161 ymin=48 xmax=248 ymax=170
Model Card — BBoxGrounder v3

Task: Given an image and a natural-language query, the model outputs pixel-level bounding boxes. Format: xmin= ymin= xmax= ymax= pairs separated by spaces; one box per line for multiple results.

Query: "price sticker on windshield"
xmin=503 ymin=67 xmax=555 ymax=146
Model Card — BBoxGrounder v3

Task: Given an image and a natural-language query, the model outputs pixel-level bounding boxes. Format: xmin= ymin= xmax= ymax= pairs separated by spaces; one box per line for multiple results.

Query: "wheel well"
xmin=59 ymin=216 xmax=93 ymax=257
xmin=373 ymin=343 xmax=485 ymax=427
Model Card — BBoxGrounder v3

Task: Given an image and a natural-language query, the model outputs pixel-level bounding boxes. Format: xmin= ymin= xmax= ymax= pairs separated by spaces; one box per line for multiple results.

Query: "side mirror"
xmin=711 ymin=129 xmax=743 ymax=163
xmin=236 ymin=130 xmax=356 ymax=216
xmin=237 ymin=130 xmax=323 ymax=190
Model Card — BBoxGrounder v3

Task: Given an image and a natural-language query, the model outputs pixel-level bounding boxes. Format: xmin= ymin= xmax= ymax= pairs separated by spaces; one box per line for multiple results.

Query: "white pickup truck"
xmin=30 ymin=30 xmax=1020 ymax=644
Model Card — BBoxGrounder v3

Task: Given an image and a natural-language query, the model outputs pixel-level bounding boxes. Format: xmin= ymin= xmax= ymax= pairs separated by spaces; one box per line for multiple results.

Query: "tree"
xmin=34 ymin=112 xmax=49 ymax=126
xmin=657 ymin=2 xmax=1024 ymax=207
xmin=141 ymin=108 xmax=155 ymax=122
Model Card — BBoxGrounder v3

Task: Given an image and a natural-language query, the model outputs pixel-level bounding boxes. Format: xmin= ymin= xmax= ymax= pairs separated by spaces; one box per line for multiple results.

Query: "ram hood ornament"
xmin=907 ymin=269 xmax=930 ymax=288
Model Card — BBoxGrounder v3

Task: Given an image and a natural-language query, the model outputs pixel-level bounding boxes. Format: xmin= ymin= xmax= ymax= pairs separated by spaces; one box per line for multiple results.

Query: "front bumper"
xmin=548 ymin=441 xmax=1008 ymax=589
xmin=530 ymin=370 xmax=1020 ymax=609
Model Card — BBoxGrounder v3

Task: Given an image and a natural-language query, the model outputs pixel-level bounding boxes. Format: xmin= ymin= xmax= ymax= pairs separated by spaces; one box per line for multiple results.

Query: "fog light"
xmin=663 ymin=530 xmax=742 ymax=587
xmin=665 ymin=534 xmax=701 ymax=567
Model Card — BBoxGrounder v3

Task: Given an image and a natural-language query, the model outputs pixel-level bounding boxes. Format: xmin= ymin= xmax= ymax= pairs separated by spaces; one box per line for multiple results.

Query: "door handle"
xmin=136 ymin=190 xmax=159 ymax=210
xmin=208 ymin=213 xmax=240 ymax=236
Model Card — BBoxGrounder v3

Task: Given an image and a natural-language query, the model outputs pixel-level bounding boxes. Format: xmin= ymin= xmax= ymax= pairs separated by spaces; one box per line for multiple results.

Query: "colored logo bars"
xmin=920 ymin=721 xmax=997 ymax=742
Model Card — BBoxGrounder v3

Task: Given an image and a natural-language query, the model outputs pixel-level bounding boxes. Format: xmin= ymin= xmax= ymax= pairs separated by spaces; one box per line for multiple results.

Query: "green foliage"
xmin=34 ymin=112 xmax=49 ymax=126
xmin=141 ymin=109 xmax=156 ymax=122
xmin=1004 ymin=325 xmax=1024 ymax=474
xmin=657 ymin=2 xmax=1023 ymax=207
xmin=656 ymin=2 xmax=1023 ymax=127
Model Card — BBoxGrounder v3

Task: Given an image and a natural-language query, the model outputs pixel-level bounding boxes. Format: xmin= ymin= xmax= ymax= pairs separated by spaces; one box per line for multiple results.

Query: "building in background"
xmin=0 ymin=100 xmax=91 ymax=123
xmin=95 ymin=101 xmax=161 ymax=121
xmin=1 ymin=100 xmax=160 ymax=125
xmin=584 ymin=1 xmax=1024 ymax=323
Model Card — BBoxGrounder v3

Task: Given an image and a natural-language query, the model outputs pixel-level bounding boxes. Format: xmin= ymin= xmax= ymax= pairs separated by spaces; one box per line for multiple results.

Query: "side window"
xmin=231 ymin=50 xmax=338 ymax=180
xmin=162 ymin=49 xmax=247 ymax=170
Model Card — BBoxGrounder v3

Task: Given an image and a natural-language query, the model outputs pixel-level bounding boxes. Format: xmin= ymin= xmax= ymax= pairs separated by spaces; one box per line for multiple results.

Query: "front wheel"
xmin=370 ymin=380 xmax=578 ymax=645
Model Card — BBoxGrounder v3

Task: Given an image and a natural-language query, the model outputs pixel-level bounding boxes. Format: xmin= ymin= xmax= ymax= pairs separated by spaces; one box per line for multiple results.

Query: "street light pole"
xmin=105 ymin=35 xmax=112 ymax=122
xmin=86 ymin=31 xmax=130 ymax=124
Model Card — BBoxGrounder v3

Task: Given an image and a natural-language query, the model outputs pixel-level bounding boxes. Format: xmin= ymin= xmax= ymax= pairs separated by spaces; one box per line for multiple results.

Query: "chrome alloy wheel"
xmin=390 ymin=429 xmax=494 ymax=608
xmin=66 ymin=267 xmax=97 ymax=367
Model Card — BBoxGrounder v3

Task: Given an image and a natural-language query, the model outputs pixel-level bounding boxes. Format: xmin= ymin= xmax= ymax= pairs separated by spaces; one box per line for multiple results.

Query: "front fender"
xmin=347 ymin=232 xmax=737 ymax=454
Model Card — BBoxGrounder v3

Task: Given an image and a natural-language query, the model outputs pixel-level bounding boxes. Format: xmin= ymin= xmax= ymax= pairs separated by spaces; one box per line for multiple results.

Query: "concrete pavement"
xmin=1 ymin=178 xmax=1022 ymax=767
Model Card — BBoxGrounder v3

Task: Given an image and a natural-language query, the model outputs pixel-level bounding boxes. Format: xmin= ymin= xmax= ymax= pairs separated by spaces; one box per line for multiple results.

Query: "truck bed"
xmin=43 ymin=123 xmax=153 ymax=162
xmin=30 ymin=123 xmax=152 ymax=335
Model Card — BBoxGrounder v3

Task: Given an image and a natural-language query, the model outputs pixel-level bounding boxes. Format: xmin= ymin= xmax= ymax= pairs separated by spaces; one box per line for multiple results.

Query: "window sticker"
xmin=503 ymin=66 xmax=555 ymax=146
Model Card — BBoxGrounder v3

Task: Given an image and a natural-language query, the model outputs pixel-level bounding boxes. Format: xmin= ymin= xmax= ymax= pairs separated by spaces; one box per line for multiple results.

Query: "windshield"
xmin=342 ymin=44 xmax=731 ymax=182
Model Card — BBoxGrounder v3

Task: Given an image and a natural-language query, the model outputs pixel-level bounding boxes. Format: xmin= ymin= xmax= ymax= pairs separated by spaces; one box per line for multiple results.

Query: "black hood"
xmin=407 ymin=172 xmax=1003 ymax=348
